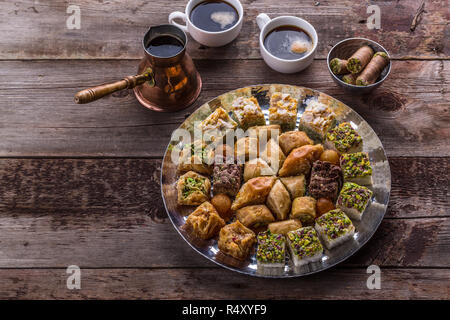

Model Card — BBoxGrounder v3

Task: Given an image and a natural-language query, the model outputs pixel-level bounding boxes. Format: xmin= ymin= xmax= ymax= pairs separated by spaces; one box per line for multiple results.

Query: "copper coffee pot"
xmin=74 ymin=25 xmax=202 ymax=112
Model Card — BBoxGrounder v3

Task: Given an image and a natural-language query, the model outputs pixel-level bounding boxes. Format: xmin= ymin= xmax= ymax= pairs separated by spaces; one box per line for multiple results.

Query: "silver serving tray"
xmin=161 ymin=84 xmax=391 ymax=278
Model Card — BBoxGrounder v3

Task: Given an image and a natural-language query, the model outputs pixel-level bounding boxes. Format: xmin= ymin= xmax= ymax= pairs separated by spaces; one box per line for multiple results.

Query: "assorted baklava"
xmin=173 ymin=93 xmax=379 ymax=272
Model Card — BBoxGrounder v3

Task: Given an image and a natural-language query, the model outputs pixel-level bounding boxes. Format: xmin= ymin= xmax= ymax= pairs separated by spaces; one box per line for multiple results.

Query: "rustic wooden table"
xmin=0 ymin=0 xmax=448 ymax=299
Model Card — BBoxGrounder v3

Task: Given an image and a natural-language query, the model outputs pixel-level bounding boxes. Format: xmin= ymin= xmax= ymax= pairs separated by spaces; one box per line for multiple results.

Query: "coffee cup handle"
xmin=169 ymin=12 xmax=188 ymax=33
xmin=256 ymin=13 xmax=271 ymax=30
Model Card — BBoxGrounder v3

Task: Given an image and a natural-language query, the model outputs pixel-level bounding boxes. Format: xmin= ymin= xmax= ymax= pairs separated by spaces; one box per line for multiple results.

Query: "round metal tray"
xmin=161 ymin=84 xmax=391 ymax=277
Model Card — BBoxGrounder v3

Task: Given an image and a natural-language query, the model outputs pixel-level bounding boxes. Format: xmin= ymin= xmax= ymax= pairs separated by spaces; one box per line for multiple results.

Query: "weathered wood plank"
xmin=1 ymin=0 xmax=447 ymax=60
xmin=0 ymin=268 xmax=448 ymax=299
xmin=0 ymin=158 xmax=447 ymax=219
xmin=0 ymin=215 xmax=447 ymax=268
xmin=0 ymin=59 xmax=448 ymax=157
xmin=0 ymin=158 xmax=448 ymax=268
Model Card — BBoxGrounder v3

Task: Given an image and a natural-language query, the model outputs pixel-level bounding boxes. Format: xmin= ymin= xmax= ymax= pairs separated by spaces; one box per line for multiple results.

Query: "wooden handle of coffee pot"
xmin=74 ymin=68 xmax=154 ymax=104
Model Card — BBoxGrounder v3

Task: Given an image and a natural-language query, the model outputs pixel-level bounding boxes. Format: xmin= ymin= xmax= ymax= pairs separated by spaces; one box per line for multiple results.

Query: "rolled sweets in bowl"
xmin=342 ymin=73 xmax=359 ymax=85
xmin=347 ymin=45 xmax=374 ymax=74
xmin=330 ymin=58 xmax=349 ymax=75
xmin=356 ymin=52 xmax=390 ymax=86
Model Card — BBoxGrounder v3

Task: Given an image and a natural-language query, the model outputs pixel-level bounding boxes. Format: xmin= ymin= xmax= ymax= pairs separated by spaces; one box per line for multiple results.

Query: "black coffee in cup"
xmin=190 ymin=0 xmax=238 ymax=32
xmin=264 ymin=25 xmax=313 ymax=60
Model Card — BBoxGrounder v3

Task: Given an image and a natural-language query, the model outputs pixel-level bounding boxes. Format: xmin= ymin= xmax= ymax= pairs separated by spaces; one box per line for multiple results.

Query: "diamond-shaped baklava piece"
xmin=184 ymin=201 xmax=225 ymax=239
xmin=218 ymin=220 xmax=256 ymax=260
xmin=231 ymin=176 xmax=276 ymax=211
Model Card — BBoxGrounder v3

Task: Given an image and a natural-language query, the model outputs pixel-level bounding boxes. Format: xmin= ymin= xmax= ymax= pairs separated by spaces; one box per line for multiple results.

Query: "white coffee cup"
xmin=169 ymin=0 xmax=243 ymax=47
xmin=256 ymin=13 xmax=318 ymax=73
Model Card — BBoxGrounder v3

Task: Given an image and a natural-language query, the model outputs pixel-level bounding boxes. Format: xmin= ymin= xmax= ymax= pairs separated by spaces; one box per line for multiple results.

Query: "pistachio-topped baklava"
xmin=325 ymin=122 xmax=362 ymax=153
xmin=340 ymin=152 xmax=373 ymax=185
xmin=315 ymin=209 xmax=355 ymax=249
xmin=176 ymin=171 xmax=211 ymax=206
xmin=337 ymin=182 xmax=373 ymax=221
xmin=256 ymin=230 xmax=286 ymax=275
xmin=287 ymin=226 xmax=323 ymax=267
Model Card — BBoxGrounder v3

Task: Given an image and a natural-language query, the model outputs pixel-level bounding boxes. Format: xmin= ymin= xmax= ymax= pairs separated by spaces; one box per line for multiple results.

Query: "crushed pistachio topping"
xmin=374 ymin=52 xmax=389 ymax=61
xmin=182 ymin=176 xmax=206 ymax=198
xmin=185 ymin=143 xmax=210 ymax=164
xmin=287 ymin=227 xmax=323 ymax=258
xmin=327 ymin=122 xmax=362 ymax=152
xmin=338 ymin=182 xmax=373 ymax=212
xmin=316 ymin=209 xmax=353 ymax=240
xmin=340 ymin=152 xmax=372 ymax=178
xmin=256 ymin=230 xmax=285 ymax=263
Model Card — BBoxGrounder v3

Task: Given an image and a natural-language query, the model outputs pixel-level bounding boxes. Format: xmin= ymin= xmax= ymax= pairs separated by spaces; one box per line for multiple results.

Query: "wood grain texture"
xmin=0 ymin=59 xmax=448 ymax=157
xmin=1 ymin=0 xmax=449 ymax=300
xmin=1 ymin=0 xmax=448 ymax=60
xmin=0 ymin=158 xmax=448 ymax=268
xmin=0 ymin=268 xmax=448 ymax=299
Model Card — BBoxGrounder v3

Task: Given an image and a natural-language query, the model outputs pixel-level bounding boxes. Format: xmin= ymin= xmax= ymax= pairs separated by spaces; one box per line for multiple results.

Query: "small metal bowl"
xmin=327 ymin=37 xmax=391 ymax=94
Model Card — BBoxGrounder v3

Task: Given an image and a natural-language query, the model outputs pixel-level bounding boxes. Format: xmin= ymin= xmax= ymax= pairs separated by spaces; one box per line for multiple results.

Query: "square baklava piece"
xmin=325 ymin=122 xmax=362 ymax=153
xmin=287 ymin=226 xmax=323 ymax=267
xmin=212 ymin=163 xmax=242 ymax=197
xmin=200 ymin=107 xmax=237 ymax=142
xmin=269 ymin=92 xmax=298 ymax=131
xmin=337 ymin=182 xmax=373 ymax=221
xmin=177 ymin=139 xmax=214 ymax=175
xmin=256 ymin=230 xmax=286 ymax=275
xmin=308 ymin=160 xmax=343 ymax=201
xmin=231 ymin=97 xmax=266 ymax=130
xmin=298 ymin=101 xmax=336 ymax=141
xmin=340 ymin=152 xmax=373 ymax=185
xmin=315 ymin=209 xmax=355 ymax=249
